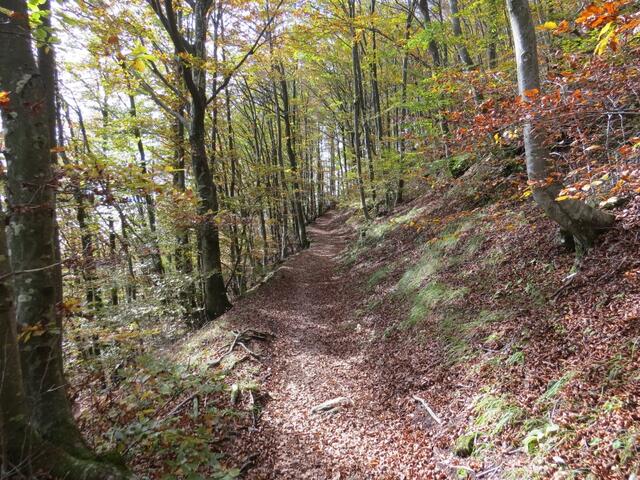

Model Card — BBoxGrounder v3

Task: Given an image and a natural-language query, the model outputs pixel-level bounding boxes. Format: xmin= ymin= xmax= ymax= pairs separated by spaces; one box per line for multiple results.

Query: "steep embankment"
xmin=197 ymin=156 xmax=639 ymax=479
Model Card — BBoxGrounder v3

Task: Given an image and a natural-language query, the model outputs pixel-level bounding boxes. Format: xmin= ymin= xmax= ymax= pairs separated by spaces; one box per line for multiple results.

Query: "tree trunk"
xmin=0 ymin=0 xmax=90 ymax=456
xmin=418 ymin=0 xmax=442 ymax=66
xmin=0 ymin=203 xmax=130 ymax=480
xmin=279 ymin=67 xmax=309 ymax=247
xmin=147 ymin=0 xmax=231 ymax=322
xmin=0 ymin=4 xmax=130 ymax=476
xmin=398 ymin=0 xmax=416 ymax=205
xmin=129 ymin=94 xmax=164 ymax=276
xmin=449 ymin=0 xmax=474 ymax=67
xmin=506 ymin=0 xmax=614 ymax=255
xmin=349 ymin=0 xmax=372 ymax=220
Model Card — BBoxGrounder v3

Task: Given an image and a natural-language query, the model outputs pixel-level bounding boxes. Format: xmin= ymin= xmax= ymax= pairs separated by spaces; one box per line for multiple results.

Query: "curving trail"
xmin=227 ymin=210 xmax=440 ymax=480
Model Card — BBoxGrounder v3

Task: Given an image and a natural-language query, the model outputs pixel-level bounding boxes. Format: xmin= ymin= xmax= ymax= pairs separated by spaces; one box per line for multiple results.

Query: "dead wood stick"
xmin=227 ymin=330 xmax=244 ymax=354
xmin=412 ymin=395 xmax=443 ymax=425
xmin=477 ymin=465 xmax=500 ymax=478
xmin=551 ymin=272 xmax=578 ymax=302
xmin=237 ymin=341 xmax=261 ymax=359
xmin=163 ymin=393 xmax=198 ymax=420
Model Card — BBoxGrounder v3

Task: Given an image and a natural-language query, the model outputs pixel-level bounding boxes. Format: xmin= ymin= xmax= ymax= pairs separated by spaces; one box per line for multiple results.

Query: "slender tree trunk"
xmin=129 ymin=95 xmax=164 ymax=276
xmin=278 ymin=65 xmax=309 ymax=248
xmin=418 ymin=0 xmax=442 ymax=66
xmin=506 ymin=0 xmax=614 ymax=255
xmin=449 ymin=0 xmax=474 ymax=67
xmin=349 ymin=0 xmax=372 ymax=220
xmin=108 ymin=218 xmax=119 ymax=306
xmin=147 ymin=0 xmax=231 ymax=321
xmin=398 ymin=0 xmax=416 ymax=204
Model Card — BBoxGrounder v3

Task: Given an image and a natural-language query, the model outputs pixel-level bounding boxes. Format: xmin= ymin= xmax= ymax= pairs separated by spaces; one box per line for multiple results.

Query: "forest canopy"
xmin=1 ymin=0 xmax=639 ymax=478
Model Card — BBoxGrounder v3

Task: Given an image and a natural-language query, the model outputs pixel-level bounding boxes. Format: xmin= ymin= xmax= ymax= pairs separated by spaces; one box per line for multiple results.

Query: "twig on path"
xmin=477 ymin=465 xmax=500 ymax=478
xmin=208 ymin=329 xmax=273 ymax=368
xmin=412 ymin=395 xmax=443 ymax=425
xmin=310 ymin=396 xmax=354 ymax=414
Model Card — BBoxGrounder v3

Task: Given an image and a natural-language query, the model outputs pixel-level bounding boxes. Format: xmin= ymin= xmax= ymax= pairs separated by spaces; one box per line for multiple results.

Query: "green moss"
xmin=473 ymin=392 xmax=523 ymax=436
xmin=506 ymin=350 xmax=525 ymax=365
xmin=454 ymin=432 xmax=478 ymax=457
xmin=539 ymin=371 xmax=576 ymax=404
xmin=342 ymin=207 xmax=425 ymax=266
xmin=461 ymin=310 xmax=505 ymax=334
xmin=612 ymin=428 xmax=639 ymax=466
xmin=448 ymin=153 xmax=474 ymax=178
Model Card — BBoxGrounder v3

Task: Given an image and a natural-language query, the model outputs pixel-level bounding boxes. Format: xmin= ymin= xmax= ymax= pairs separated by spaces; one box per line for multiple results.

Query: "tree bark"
xmin=0 ymin=0 xmax=89 ymax=456
xmin=278 ymin=64 xmax=309 ymax=247
xmin=418 ymin=0 xmax=442 ymax=66
xmin=0 ymin=4 xmax=131 ymax=476
xmin=128 ymin=94 xmax=164 ymax=276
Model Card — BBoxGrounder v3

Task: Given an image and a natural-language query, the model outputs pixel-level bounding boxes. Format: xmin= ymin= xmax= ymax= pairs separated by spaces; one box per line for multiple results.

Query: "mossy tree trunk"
xmin=0 ymin=3 xmax=131 ymax=476
xmin=0 ymin=0 xmax=89 ymax=456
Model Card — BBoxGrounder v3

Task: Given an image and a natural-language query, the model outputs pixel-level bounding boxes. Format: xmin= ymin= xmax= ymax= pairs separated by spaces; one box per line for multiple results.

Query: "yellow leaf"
xmin=0 ymin=90 xmax=10 ymax=108
xmin=538 ymin=21 xmax=558 ymax=30
xmin=595 ymin=22 xmax=616 ymax=55
xmin=132 ymin=58 xmax=146 ymax=73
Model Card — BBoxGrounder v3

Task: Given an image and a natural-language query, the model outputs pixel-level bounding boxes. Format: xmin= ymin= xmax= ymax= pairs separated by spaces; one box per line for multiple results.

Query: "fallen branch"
xmin=208 ymin=329 xmax=273 ymax=368
xmin=550 ymin=272 xmax=578 ymax=302
xmin=412 ymin=395 xmax=443 ymax=425
xmin=477 ymin=465 xmax=500 ymax=478
xmin=310 ymin=396 xmax=353 ymax=414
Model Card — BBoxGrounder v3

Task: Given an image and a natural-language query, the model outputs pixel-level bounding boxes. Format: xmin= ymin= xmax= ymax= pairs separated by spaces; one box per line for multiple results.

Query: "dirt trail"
xmin=228 ymin=210 xmax=438 ymax=480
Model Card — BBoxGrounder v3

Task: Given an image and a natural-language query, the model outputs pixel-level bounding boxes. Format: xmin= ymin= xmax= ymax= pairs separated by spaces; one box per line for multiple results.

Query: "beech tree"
xmin=146 ymin=0 xmax=232 ymax=323
xmin=0 ymin=0 xmax=129 ymax=476
xmin=506 ymin=0 xmax=615 ymax=256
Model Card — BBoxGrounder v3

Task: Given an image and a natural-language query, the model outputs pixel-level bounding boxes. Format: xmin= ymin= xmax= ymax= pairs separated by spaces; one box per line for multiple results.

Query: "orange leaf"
xmin=524 ymin=88 xmax=540 ymax=99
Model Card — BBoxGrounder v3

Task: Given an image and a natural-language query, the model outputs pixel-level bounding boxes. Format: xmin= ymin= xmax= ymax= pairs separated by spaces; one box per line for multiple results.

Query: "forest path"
xmin=228 ymin=210 xmax=436 ymax=479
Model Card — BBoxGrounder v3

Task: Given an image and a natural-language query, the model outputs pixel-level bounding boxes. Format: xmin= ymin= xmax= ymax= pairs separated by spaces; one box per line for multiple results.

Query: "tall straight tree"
xmin=147 ymin=0 xmax=231 ymax=322
xmin=0 ymin=1 xmax=129 ymax=476
xmin=0 ymin=0 xmax=87 ymax=454
xmin=418 ymin=0 xmax=442 ymax=67
xmin=348 ymin=0 xmax=372 ymax=220
xmin=506 ymin=0 xmax=614 ymax=255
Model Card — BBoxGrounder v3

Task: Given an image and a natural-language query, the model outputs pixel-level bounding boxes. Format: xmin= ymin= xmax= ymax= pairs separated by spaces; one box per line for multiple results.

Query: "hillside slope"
xmin=214 ymin=155 xmax=640 ymax=479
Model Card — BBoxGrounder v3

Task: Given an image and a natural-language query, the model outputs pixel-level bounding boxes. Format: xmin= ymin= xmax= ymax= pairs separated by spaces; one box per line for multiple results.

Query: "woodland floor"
xmin=223 ymin=210 xmax=439 ymax=479
xmin=109 ymin=165 xmax=638 ymax=480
